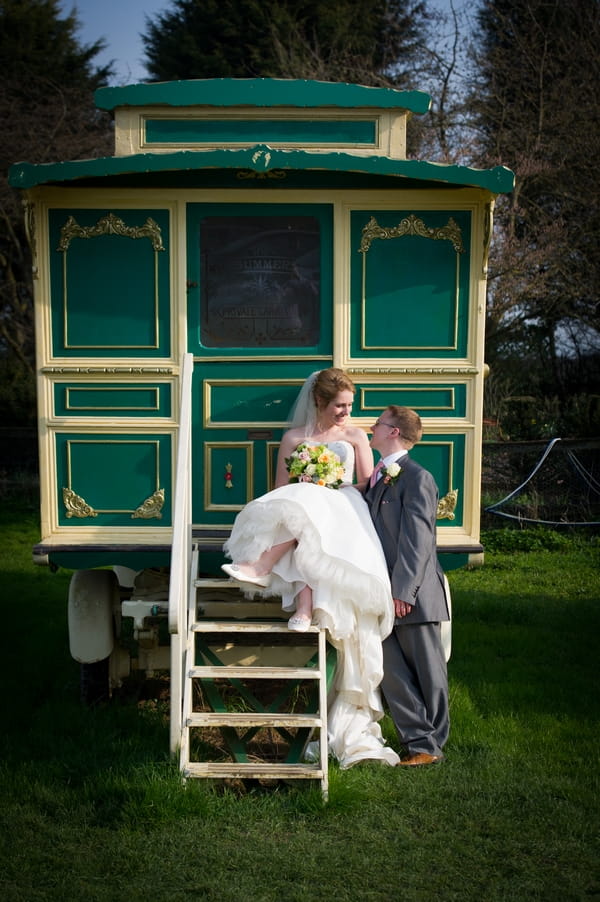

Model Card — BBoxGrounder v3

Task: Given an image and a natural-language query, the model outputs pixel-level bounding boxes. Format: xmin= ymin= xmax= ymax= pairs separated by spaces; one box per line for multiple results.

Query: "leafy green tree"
xmin=469 ymin=0 xmax=600 ymax=410
xmin=142 ymin=0 xmax=430 ymax=89
xmin=0 ymin=0 xmax=113 ymax=424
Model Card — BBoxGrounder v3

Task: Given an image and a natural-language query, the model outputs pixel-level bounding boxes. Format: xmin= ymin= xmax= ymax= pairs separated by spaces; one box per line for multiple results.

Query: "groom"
xmin=365 ymin=406 xmax=450 ymax=766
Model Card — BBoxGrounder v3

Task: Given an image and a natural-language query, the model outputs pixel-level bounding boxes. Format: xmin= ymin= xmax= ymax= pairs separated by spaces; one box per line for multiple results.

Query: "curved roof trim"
xmin=95 ymin=78 xmax=432 ymax=115
xmin=9 ymin=144 xmax=515 ymax=194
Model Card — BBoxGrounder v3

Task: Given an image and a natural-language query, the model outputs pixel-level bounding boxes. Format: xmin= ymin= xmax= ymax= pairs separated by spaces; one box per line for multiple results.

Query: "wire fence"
xmin=482 ymin=438 xmax=600 ymax=528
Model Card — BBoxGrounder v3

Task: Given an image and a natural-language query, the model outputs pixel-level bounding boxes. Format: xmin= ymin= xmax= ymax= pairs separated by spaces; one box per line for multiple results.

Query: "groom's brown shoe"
xmin=398 ymin=753 xmax=442 ymax=767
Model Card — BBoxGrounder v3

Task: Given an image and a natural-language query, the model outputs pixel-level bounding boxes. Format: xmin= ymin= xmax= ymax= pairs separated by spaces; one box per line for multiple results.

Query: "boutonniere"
xmin=382 ymin=462 xmax=402 ymax=485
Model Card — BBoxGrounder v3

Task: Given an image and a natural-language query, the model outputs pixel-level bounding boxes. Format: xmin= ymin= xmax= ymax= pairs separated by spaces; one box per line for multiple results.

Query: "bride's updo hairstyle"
xmin=313 ymin=368 xmax=355 ymax=410
xmin=287 ymin=368 xmax=355 ymax=434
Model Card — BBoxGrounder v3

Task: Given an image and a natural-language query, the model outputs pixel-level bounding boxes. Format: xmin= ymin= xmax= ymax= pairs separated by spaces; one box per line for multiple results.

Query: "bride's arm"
xmin=352 ymin=428 xmax=375 ymax=485
xmin=274 ymin=429 xmax=301 ymax=488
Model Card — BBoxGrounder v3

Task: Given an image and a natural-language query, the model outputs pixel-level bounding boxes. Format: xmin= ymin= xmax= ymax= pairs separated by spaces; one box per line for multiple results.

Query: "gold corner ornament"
xmin=437 ymin=489 xmax=458 ymax=520
xmin=359 ymin=214 xmax=465 ymax=255
xmin=63 ymin=487 xmax=98 ymax=518
xmin=57 ymin=213 xmax=165 ymax=252
xmin=131 ymin=488 xmax=165 ymax=519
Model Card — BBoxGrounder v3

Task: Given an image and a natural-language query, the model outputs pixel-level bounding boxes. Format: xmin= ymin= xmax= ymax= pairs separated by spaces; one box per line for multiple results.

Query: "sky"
xmin=59 ymin=0 xmax=461 ymax=86
xmin=59 ymin=0 xmax=165 ymax=84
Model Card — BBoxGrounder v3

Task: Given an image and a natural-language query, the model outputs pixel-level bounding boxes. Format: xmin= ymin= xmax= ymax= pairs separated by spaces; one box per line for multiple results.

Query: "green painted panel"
xmin=360 ymin=384 xmax=466 ymax=417
xmin=350 ymin=210 xmax=471 ymax=359
xmin=206 ymin=444 xmax=253 ymax=509
xmin=437 ymin=553 xmax=470 ymax=572
xmin=48 ymin=209 xmax=171 ymax=358
xmin=192 ymin=359 xmax=329 ymax=524
xmin=412 ymin=433 xmax=465 ymax=526
xmin=187 ymin=203 xmax=332 ymax=356
xmin=56 ymin=432 xmax=172 ymax=527
xmin=208 ymin=382 xmax=303 ymax=426
xmin=145 ymin=118 xmax=377 ymax=145
xmin=54 ymin=383 xmax=171 ymax=417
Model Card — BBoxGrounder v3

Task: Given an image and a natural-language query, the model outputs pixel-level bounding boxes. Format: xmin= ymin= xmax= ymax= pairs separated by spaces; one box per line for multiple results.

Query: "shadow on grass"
xmin=2 ymin=500 xmax=599 ymax=832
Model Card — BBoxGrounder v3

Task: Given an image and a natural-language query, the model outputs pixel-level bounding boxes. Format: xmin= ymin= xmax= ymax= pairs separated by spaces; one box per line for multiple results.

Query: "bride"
xmin=222 ymin=368 xmax=400 ymax=768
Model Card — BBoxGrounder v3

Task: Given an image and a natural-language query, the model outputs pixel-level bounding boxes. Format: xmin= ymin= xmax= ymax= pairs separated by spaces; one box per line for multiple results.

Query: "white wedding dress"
xmin=223 ymin=440 xmax=400 ymax=768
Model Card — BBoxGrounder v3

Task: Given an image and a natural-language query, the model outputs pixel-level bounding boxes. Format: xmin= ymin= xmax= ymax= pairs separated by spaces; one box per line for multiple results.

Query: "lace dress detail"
xmin=223 ymin=440 xmax=399 ymax=768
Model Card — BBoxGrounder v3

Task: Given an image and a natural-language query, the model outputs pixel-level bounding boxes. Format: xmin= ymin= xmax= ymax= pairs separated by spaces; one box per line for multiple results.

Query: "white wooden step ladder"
xmin=178 ymin=560 xmax=330 ymax=798
xmin=167 ymin=355 xmax=329 ymax=797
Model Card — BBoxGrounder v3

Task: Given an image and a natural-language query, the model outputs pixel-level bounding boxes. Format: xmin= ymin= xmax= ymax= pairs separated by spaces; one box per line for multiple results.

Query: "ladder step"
xmin=186 ymin=712 xmax=322 ymax=728
xmin=184 ymin=762 xmax=323 ymax=779
xmin=189 ymin=665 xmax=321 ymax=680
xmin=195 ymin=578 xmax=240 ymax=589
xmin=192 ymin=620 xmax=319 ymax=633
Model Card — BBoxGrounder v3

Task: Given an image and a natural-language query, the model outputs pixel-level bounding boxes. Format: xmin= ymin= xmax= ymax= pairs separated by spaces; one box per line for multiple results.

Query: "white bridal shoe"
xmin=221 ymin=563 xmax=272 ymax=588
xmin=287 ymin=614 xmax=312 ymax=632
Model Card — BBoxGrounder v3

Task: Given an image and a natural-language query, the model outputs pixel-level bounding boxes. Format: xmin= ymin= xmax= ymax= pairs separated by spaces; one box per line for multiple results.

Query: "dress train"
xmin=224 ymin=482 xmax=400 ymax=768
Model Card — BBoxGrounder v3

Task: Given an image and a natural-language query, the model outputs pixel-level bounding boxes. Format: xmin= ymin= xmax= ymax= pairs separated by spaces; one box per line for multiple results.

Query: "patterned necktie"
xmin=369 ymin=459 xmax=385 ymax=488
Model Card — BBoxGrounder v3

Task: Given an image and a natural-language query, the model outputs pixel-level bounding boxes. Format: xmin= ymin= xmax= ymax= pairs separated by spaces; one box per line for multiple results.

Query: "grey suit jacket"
xmin=365 ymin=454 xmax=449 ymax=624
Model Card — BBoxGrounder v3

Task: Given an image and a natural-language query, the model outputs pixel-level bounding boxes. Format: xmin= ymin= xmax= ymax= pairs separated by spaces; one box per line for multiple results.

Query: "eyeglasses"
xmin=373 ymin=420 xmax=397 ymax=429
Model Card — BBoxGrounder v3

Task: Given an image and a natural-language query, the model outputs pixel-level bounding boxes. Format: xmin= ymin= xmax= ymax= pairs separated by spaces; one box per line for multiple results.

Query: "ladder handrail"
xmin=168 ymin=352 xmax=194 ymax=637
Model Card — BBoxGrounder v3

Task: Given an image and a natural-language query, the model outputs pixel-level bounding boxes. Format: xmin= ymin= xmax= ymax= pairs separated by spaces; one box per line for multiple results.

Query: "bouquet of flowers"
xmin=285 ymin=443 xmax=345 ymax=489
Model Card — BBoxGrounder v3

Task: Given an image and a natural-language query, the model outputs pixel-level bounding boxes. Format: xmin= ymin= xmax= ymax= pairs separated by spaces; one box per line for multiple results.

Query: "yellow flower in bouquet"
xmin=285 ymin=443 xmax=345 ymax=488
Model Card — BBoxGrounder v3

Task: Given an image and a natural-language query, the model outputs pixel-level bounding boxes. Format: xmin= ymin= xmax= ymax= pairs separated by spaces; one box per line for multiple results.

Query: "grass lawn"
xmin=0 ymin=500 xmax=598 ymax=902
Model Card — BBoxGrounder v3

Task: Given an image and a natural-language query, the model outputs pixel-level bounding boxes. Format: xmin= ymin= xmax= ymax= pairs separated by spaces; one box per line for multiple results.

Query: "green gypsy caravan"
xmin=10 ymin=78 xmax=514 ymax=793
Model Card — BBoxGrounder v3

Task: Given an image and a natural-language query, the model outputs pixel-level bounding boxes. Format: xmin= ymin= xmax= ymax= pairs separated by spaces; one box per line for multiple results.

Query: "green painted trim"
xmin=145 ymin=117 xmax=378 ymax=146
xmin=46 ymin=550 xmax=172 ymax=570
xmin=95 ymin=78 xmax=431 ymax=114
xmin=10 ymin=145 xmax=515 ymax=194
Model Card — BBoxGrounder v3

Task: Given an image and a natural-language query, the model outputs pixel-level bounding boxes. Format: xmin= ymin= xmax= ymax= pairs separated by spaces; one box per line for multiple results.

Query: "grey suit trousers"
xmin=381 ymin=621 xmax=449 ymax=757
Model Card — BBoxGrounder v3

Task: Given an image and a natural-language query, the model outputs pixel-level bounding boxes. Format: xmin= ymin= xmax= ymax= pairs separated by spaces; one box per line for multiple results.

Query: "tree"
xmin=468 ymin=0 xmax=600 ymax=408
xmin=142 ymin=0 xmax=431 ymax=90
xmin=0 ymin=0 xmax=114 ymax=423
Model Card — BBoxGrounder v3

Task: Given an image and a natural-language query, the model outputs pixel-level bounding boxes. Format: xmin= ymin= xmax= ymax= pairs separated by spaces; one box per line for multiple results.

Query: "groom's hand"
xmin=393 ymin=599 xmax=413 ymax=618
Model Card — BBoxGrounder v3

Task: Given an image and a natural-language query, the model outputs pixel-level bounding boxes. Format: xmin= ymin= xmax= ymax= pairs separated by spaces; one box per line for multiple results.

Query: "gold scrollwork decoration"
xmin=131 ymin=488 xmax=165 ymax=519
xmin=346 ymin=366 xmax=479 ymax=375
xmin=57 ymin=213 xmax=165 ymax=252
xmin=359 ymin=214 xmax=465 ymax=255
xmin=437 ymin=488 xmax=458 ymax=520
xmin=63 ymin=487 xmax=98 ymax=518
xmin=41 ymin=366 xmax=174 ymax=374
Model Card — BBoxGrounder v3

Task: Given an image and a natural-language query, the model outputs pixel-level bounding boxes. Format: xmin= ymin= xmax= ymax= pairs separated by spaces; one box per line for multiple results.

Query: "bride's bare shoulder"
xmin=344 ymin=425 xmax=370 ymax=447
xmin=280 ymin=427 xmax=305 ymax=450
